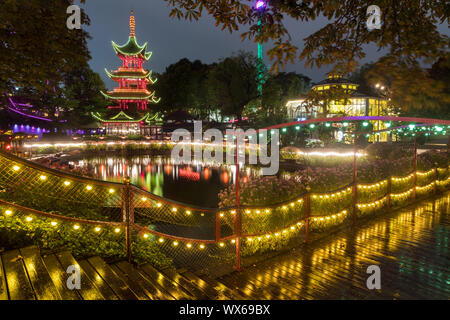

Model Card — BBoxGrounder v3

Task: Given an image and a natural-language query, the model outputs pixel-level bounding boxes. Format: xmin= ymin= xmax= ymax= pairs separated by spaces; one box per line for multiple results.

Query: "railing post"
xmin=433 ymin=164 xmax=438 ymax=195
xmin=234 ymin=208 xmax=242 ymax=271
xmin=386 ymin=177 xmax=391 ymax=212
xmin=304 ymin=187 xmax=311 ymax=243
xmin=447 ymin=135 xmax=450 ymax=164
xmin=215 ymin=211 xmax=221 ymax=242
xmin=122 ymin=177 xmax=133 ymax=263
xmin=413 ymin=136 xmax=417 ymax=201
xmin=352 ymin=134 xmax=358 ymax=226
xmin=234 ymin=135 xmax=242 ymax=271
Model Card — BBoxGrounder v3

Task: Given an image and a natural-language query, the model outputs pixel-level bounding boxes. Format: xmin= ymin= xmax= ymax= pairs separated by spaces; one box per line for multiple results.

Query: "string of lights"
xmin=1 ymin=151 xmax=448 ymax=252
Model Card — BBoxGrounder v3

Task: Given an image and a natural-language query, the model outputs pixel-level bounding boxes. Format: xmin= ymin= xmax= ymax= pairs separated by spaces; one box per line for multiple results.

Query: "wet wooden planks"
xmin=20 ymin=246 xmax=61 ymax=300
xmin=77 ymin=259 xmax=119 ymax=300
xmin=2 ymin=249 xmax=36 ymax=300
xmin=0 ymin=253 xmax=8 ymax=300
xmin=179 ymin=269 xmax=238 ymax=300
xmin=85 ymin=256 xmax=139 ymax=300
xmin=113 ymin=261 xmax=175 ymax=300
xmin=138 ymin=263 xmax=194 ymax=300
xmin=54 ymin=251 xmax=104 ymax=300
xmin=0 ymin=245 xmax=231 ymax=300
xmin=42 ymin=253 xmax=81 ymax=300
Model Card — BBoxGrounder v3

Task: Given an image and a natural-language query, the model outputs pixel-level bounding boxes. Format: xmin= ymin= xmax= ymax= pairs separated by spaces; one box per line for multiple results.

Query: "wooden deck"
xmin=0 ymin=246 xmax=243 ymax=300
xmin=0 ymin=193 xmax=448 ymax=300
xmin=219 ymin=193 xmax=450 ymax=299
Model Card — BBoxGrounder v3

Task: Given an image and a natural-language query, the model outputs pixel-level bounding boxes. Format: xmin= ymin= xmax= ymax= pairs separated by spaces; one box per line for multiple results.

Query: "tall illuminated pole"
xmin=255 ymin=1 xmax=266 ymax=96
xmin=232 ymin=1 xmax=266 ymax=271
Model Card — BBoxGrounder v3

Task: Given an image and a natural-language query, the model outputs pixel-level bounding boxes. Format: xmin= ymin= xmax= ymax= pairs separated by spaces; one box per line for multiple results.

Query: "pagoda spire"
xmin=130 ymin=10 xmax=135 ymax=37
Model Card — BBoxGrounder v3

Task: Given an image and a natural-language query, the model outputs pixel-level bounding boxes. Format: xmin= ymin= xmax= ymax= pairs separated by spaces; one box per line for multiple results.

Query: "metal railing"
xmin=0 ymin=150 xmax=449 ymax=273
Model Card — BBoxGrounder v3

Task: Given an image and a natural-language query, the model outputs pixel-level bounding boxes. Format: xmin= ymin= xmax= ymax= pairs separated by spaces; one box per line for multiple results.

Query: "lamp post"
xmin=374 ymin=83 xmax=389 ymax=142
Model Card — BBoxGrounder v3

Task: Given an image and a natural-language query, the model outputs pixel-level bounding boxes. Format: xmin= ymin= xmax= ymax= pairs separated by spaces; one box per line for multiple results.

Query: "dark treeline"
xmin=152 ymin=51 xmax=311 ymax=127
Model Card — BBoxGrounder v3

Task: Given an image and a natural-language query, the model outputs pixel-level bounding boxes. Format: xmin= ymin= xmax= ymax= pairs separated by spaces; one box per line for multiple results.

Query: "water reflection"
xmin=69 ymin=156 xmax=261 ymax=207
xmin=13 ymin=124 xmax=44 ymax=136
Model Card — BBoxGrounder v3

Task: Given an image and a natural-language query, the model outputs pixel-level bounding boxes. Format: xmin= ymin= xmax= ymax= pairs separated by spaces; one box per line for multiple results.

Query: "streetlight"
xmin=255 ymin=0 xmax=267 ymax=9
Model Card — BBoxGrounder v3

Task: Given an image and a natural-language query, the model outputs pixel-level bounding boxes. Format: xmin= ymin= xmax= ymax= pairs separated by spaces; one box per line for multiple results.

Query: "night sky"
xmin=78 ymin=0 xmax=448 ymax=90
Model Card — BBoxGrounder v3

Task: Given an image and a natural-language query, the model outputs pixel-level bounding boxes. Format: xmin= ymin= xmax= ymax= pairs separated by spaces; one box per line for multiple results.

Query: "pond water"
xmin=68 ymin=155 xmax=262 ymax=207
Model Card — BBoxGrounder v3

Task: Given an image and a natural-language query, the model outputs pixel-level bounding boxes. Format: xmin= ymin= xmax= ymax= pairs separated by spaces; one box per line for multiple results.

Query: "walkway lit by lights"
xmin=23 ymin=141 xmax=366 ymax=158
xmin=22 ymin=141 xmax=260 ymax=149
xmin=297 ymin=150 xmax=365 ymax=157
xmin=218 ymin=193 xmax=450 ymax=299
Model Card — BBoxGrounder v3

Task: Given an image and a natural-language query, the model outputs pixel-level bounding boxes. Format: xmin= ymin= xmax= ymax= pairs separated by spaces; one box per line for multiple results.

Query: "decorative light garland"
xmin=312 ymin=187 xmax=352 ymax=199
xmin=240 ymin=199 xmax=304 ymax=215
xmin=357 ymin=197 xmax=387 ymax=209
xmin=4 ymin=167 xmax=447 ymax=253
xmin=416 ymin=182 xmax=435 ymax=191
xmin=275 ymin=120 xmax=449 ymax=138
xmin=8 ymin=162 xmax=124 ymax=198
xmin=4 ymin=152 xmax=449 ymax=253
xmin=357 ymin=180 xmax=388 ymax=189
xmin=391 ymin=174 xmax=414 ymax=182
xmin=311 ymin=209 xmax=348 ymax=222
xmin=390 ymin=188 xmax=414 ymax=198
xmin=2 ymin=208 xmax=124 ymax=236
xmin=416 ymin=169 xmax=435 ymax=177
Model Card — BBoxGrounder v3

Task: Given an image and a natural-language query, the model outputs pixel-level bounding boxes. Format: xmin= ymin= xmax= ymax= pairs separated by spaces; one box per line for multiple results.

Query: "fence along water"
xmin=0 ymin=150 xmax=449 ymax=273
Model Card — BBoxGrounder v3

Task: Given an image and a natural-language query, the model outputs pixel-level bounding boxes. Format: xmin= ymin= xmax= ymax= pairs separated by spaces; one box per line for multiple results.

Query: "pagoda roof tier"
xmin=105 ymin=68 xmax=157 ymax=84
xmin=92 ymin=111 xmax=162 ymax=124
xmin=112 ymin=37 xmax=152 ymax=60
xmin=100 ymin=90 xmax=160 ymax=103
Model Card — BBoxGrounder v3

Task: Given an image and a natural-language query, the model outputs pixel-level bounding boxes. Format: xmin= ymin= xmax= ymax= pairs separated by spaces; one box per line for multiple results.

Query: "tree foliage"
xmin=0 ymin=0 xmax=91 ymax=96
xmin=155 ymin=55 xmax=310 ymax=122
xmin=353 ymin=57 xmax=450 ymax=115
xmin=154 ymin=58 xmax=213 ymax=118
xmin=369 ymin=55 xmax=450 ymax=114
xmin=262 ymin=72 xmax=310 ymax=108
xmin=63 ymin=65 xmax=109 ymax=127
xmin=165 ymin=0 xmax=449 ymax=113
xmin=165 ymin=0 xmax=448 ymax=73
xmin=0 ymin=0 xmax=109 ymax=125
xmin=246 ymin=72 xmax=310 ymax=127
xmin=350 ymin=63 xmax=377 ymax=96
xmin=207 ymin=51 xmax=260 ymax=120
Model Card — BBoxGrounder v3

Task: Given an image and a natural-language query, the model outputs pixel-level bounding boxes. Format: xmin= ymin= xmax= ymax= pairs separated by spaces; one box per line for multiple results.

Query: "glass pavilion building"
xmin=286 ymin=74 xmax=394 ymax=141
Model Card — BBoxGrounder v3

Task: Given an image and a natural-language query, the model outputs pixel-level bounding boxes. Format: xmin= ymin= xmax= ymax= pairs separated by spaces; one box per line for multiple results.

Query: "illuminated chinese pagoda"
xmin=92 ymin=11 xmax=162 ymax=136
